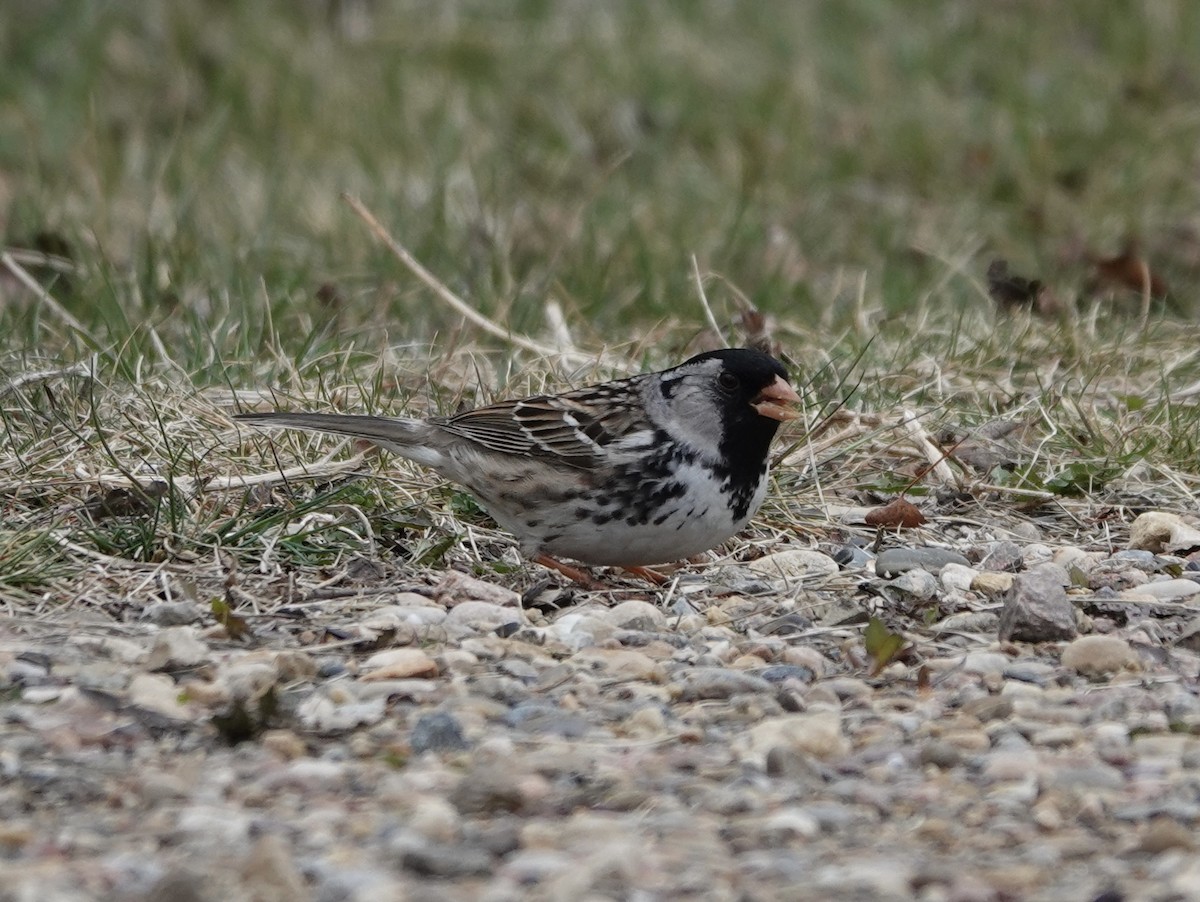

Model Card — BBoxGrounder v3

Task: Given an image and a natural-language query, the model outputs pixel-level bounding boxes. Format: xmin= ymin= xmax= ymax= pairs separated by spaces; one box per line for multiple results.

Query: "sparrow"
xmin=235 ymin=348 xmax=799 ymax=571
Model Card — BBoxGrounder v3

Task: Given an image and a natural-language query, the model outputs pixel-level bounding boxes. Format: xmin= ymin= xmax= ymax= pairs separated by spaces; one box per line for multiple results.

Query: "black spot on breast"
xmin=574 ymin=507 xmax=591 ymax=521
xmin=526 ymin=518 xmax=541 ymax=528
xmin=592 ymin=512 xmax=613 ymax=525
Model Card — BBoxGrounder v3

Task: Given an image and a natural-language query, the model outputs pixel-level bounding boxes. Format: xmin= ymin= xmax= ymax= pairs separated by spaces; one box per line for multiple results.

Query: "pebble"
xmin=444 ymin=601 xmax=523 ymax=632
xmin=961 ymin=651 xmax=1010 ymax=677
xmin=605 ymin=599 xmax=668 ymax=630
xmin=972 ymin=570 xmax=1014 ymax=596
xmin=1125 ymin=579 xmax=1200 ymax=601
xmin=572 ymin=647 xmax=665 ymax=682
xmin=979 ymin=541 xmax=1023 ymax=572
xmin=361 ymin=649 xmax=439 ymax=680
xmin=676 ymin=667 xmax=773 ymax=701
xmin=410 ymin=712 xmax=470 ymax=753
xmin=12 ymin=527 xmax=1200 ymax=901
xmin=145 ymin=627 xmax=208 ymax=671
xmin=887 ymin=568 xmax=939 ymax=599
xmin=999 ymin=563 xmax=1078 ymax=643
xmin=435 ymin=571 xmax=521 ymax=607
xmin=1129 ymin=511 xmax=1200 ymax=554
xmin=127 ymin=673 xmax=196 ymax=721
xmin=875 ymin=547 xmax=971 ymax=578
xmin=940 ymin=563 xmax=979 ymax=594
xmin=1061 ymin=636 xmax=1139 ymax=677
xmin=141 ymin=601 xmax=202 ymax=627
xmin=746 ymin=711 xmax=849 ymax=763
xmin=748 ymin=548 xmax=839 ymax=580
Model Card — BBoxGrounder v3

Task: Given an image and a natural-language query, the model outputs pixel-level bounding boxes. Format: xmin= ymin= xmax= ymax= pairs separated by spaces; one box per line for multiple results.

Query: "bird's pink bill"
xmin=750 ymin=376 xmax=801 ymax=422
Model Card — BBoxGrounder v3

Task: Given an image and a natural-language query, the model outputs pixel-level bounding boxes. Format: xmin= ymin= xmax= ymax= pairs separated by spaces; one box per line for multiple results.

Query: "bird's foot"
xmin=532 ymin=555 xmax=669 ymax=590
xmin=532 ymin=554 xmax=606 ymax=590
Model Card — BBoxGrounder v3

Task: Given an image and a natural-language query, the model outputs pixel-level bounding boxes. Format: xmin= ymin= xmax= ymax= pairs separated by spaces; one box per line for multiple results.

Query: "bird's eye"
xmin=718 ymin=372 xmax=739 ymax=391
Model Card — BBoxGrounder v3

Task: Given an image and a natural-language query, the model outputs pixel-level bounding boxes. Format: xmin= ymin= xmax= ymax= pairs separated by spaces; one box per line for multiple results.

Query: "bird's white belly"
xmin=488 ymin=461 xmax=769 ymax=567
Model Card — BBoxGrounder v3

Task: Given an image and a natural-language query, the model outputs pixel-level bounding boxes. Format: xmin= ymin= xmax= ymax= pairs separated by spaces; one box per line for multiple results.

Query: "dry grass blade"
xmin=342 ymin=194 xmax=607 ymax=369
xmin=0 ymin=360 xmax=94 ymax=400
xmin=1 ymin=252 xmax=97 ymax=344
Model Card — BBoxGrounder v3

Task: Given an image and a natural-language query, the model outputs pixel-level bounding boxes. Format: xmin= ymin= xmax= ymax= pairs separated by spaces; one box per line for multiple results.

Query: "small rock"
xmin=142 ymin=601 xmax=202 ymax=627
xmin=752 ymin=664 xmax=816 ymax=684
xmin=979 ymin=541 xmax=1023 ymax=572
xmin=962 ymin=652 xmax=1010 ymax=677
xmin=888 ymin=568 xmax=939 ymax=599
xmin=919 ymin=740 xmax=965 ymax=769
xmin=998 ymin=564 xmax=1077 ymax=643
xmin=780 ymin=645 xmax=830 ymax=676
xmin=435 ymin=570 xmax=521 ymax=607
xmin=239 ymin=834 xmax=308 ymax=901
xmin=1139 ymin=817 xmax=1194 ymax=853
xmin=444 ymin=601 xmax=523 ymax=632
xmin=1129 ymin=578 xmax=1200 ymax=601
xmin=297 ymin=692 xmax=387 ymax=732
xmin=747 ymin=711 xmax=849 ymax=762
xmin=962 ymin=696 xmax=1013 ymax=721
xmin=762 ymin=807 xmax=821 ymax=840
xmin=875 ymin=547 xmax=970 ymax=578
xmin=260 ymin=729 xmax=307 ymax=759
xmin=971 ymin=571 xmax=1014 ymax=596
xmin=933 ymin=611 xmax=999 ymax=633
xmin=410 ymin=711 xmax=470 ymax=753
xmin=450 ymin=767 xmax=531 ymax=815
xmin=361 ymin=648 xmax=439 ymax=681
xmin=1129 ymin=511 xmax=1200 ymax=554
xmin=676 ymin=668 xmax=773 ymax=700
xmin=832 ymin=544 xmax=874 ymax=569
xmin=1030 ymin=725 xmax=1084 ymax=748
xmin=506 ymin=703 xmax=590 ymax=737
xmin=1061 ymin=635 xmax=1139 ymax=677
xmin=604 ymin=599 xmax=667 ymax=630
xmin=128 ymin=673 xmax=195 ymax=721
xmin=399 ymin=843 xmax=494 ymax=878
xmin=145 ymin=627 xmax=208 ymax=671
xmin=940 ymin=563 xmax=979 ymax=594
xmin=748 ymin=548 xmax=839 ymax=581
xmin=407 ymin=797 xmax=462 ymax=843
xmin=1177 ymin=617 xmax=1200 ymax=653
xmin=361 ymin=601 xmax=447 ymax=631
xmin=572 ymin=647 xmax=664 ymax=682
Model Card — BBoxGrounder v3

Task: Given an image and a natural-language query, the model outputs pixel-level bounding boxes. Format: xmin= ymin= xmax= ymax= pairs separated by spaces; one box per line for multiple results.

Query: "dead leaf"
xmin=864 ymin=498 xmax=926 ymax=529
xmin=1089 ymin=238 xmax=1168 ymax=297
xmin=211 ymin=598 xmax=250 ymax=640
xmin=864 ymin=617 xmax=908 ymax=676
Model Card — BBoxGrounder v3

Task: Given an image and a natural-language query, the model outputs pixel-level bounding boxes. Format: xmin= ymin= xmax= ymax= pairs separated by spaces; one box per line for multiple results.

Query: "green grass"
xmin=2 ymin=1 xmax=1199 ymax=596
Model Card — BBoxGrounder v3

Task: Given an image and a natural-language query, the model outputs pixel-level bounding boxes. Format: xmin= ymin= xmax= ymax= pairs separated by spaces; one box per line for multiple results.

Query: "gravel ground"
xmin=4 ymin=509 xmax=1200 ymax=902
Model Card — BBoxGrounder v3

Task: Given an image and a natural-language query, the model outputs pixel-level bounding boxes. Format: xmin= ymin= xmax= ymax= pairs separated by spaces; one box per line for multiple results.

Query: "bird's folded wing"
xmin=437 ymin=387 xmax=647 ymax=466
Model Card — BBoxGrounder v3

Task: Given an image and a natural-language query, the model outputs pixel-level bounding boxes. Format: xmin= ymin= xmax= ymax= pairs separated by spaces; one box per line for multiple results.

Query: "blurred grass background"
xmin=2 ymin=0 xmax=1200 ymax=590
xmin=3 ymin=0 xmax=1198 ymax=369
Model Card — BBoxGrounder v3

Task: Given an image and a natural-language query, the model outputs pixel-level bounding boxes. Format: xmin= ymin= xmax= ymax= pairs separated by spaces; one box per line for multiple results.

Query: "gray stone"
xmin=887 ymin=568 xmax=940 ymax=599
xmin=676 ymin=667 xmax=773 ymax=700
xmin=998 ymin=564 xmax=1077 ymax=643
xmin=1061 ymin=635 xmax=1138 ymax=677
xmin=1132 ymin=578 xmax=1200 ymax=601
xmin=749 ymin=548 xmax=840 ymax=580
xmin=875 ymin=547 xmax=971 ymax=578
xmin=979 ymin=541 xmax=1023 ymax=572
xmin=409 ymin=711 xmax=470 ymax=753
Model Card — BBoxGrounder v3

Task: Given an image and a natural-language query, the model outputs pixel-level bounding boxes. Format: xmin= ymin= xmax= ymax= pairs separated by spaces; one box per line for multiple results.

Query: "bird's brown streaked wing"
xmin=436 ymin=383 xmax=648 ymax=466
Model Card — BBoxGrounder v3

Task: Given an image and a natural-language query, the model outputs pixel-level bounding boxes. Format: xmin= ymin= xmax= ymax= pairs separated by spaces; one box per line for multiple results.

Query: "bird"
xmin=235 ymin=348 xmax=799 ymax=577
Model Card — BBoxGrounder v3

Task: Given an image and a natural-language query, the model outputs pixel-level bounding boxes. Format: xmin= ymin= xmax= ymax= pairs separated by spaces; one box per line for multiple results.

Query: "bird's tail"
xmin=235 ymin=412 xmax=430 ymax=447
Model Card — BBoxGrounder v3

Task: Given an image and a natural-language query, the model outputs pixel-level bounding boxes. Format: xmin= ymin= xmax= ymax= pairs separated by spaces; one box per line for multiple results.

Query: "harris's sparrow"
xmin=235 ymin=348 xmax=799 ymax=568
